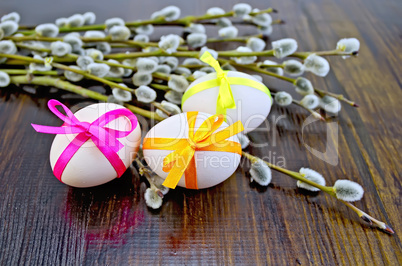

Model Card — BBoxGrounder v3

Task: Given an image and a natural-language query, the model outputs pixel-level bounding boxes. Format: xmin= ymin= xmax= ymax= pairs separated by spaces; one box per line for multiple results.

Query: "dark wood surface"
xmin=1 ymin=0 xmax=401 ymax=265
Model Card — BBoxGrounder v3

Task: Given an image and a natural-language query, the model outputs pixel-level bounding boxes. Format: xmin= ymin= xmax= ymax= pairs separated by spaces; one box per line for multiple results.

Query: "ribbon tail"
xmin=162 ymin=147 xmax=195 ymax=189
xmin=216 ymin=79 xmax=236 ymax=117
xmin=184 ymin=155 xmax=198 ymax=189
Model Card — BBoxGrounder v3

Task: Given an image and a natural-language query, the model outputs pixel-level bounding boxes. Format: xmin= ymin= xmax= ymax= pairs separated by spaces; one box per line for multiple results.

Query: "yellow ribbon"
xmin=142 ymin=112 xmax=244 ymax=189
xmin=200 ymin=52 xmax=236 ymax=116
xmin=182 ymin=52 xmax=272 ymax=118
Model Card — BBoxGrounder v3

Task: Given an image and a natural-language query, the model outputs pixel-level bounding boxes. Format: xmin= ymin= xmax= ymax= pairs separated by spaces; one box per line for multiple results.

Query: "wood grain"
xmin=1 ymin=0 xmax=401 ymax=265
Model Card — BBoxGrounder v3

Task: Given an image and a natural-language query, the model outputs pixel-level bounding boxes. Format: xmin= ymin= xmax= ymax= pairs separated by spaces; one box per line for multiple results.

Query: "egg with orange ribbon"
xmin=142 ymin=111 xmax=244 ymax=189
xmin=181 ymin=52 xmax=272 ymax=133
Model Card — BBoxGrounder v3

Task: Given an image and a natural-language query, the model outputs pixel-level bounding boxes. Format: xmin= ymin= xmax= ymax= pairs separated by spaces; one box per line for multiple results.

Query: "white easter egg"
xmin=181 ymin=71 xmax=272 ymax=133
xmin=143 ymin=112 xmax=241 ymax=189
xmin=49 ymin=103 xmax=141 ymax=188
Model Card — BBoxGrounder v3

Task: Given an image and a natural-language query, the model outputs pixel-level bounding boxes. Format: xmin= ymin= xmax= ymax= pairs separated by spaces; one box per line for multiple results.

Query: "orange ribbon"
xmin=142 ymin=111 xmax=244 ymax=189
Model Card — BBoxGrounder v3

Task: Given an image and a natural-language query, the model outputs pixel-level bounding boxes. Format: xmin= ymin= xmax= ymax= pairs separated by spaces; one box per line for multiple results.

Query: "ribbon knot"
xmin=143 ymin=112 xmax=244 ymax=190
xmin=31 ymin=99 xmax=138 ymax=181
xmin=200 ymin=52 xmax=236 ymax=117
xmin=77 ymin=121 xmax=91 ymax=133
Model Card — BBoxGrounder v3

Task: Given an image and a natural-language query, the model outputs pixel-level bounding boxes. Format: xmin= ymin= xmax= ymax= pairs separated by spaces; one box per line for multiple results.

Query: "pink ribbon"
xmin=32 ymin=99 xmax=138 ymax=181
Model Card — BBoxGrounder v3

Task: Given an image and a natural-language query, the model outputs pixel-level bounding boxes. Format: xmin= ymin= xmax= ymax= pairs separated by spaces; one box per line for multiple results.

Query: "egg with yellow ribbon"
xmin=181 ymin=52 xmax=272 ymax=133
xmin=142 ymin=111 xmax=244 ymax=189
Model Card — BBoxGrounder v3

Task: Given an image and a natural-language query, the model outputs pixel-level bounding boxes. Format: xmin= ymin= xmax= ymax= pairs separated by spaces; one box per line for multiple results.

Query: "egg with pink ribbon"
xmin=181 ymin=52 xmax=272 ymax=133
xmin=32 ymin=100 xmax=141 ymax=188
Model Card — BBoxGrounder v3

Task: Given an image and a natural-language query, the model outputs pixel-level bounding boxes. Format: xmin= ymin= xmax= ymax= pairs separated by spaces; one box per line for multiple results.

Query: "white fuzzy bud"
xmin=0 ymin=21 xmax=18 ymax=36
xmin=136 ymin=57 xmax=158 ymax=73
xmin=107 ymin=59 xmax=125 ymax=77
xmin=192 ymin=70 xmax=207 ymax=79
xmin=199 ymin=47 xmax=218 ymax=60
xmin=174 ymin=67 xmax=192 ymax=77
xmin=112 ymin=84 xmax=132 ymax=102
xmin=182 ymin=58 xmax=204 ymax=66
xmin=55 ymin=18 xmax=67 ymax=28
xmin=156 ymin=100 xmax=182 ymax=119
xmin=252 ymin=13 xmax=272 ymax=27
xmin=259 ymin=25 xmax=273 ymax=36
xmin=206 ymin=7 xmax=225 ymax=16
xmin=283 ymin=59 xmax=305 ymax=76
xmin=132 ymin=72 xmax=152 ymax=86
xmin=135 ymin=85 xmax=156 ymax=103
xmin=260 ymin=59 xmax=283 ymax=76
xmin=216 ymin=18 xmax=232 ymax=28
xmin=218 ymin=26 xmax=238 ymax=38
xmin=233 ymin=3 xmax=252 ymax=17
xmin=50 ymin=41 xmax=72 ymax=57
xmin=160 ymin=56 xmax=178 ymax=70
xmin=158 ymin=6 xmax=181 ymax=21
xmin=85 ymin=48 xmax=103 ymax=60
xmin=144 ymin=188 xmax=163 ymax=209
xmin=29 ymin=55 xmax=53 ymax=72
xmin=274 ymin=91 xmax=292 ymax=107
xmin=87 ymin=63 xmax=110 ymax=77
xmin=168 ymin=74 xmax=189 ymax=92
xmin=84 ymin=30 xmax=105 ymax=38
xmin=1 ymin=12 xmax=20 ymax=23
xmin=333 ymin=180 xmax=364 ymax=202
xmin=246 ymin=37 xmax=266 ymax=52
xmin=0 ymin=71 xmax=10 ymax=87
xmin=237 ymin=133 xmax=250 ymax=149
xmin=64 ymin=65 xmax=84 ymax=82
xmin=76 ymin=55 xmax=94 ymax=70
xmin=164 ymin=90 xmax=183 ymax=104
xmin=66 ymin=14 xmax=84 ymax=28
xmin=304 ymin=54 xmax=330 ymax=77
xmin=320 ymin=95 xmax=341 ymax=114
xmin=336 ymin=38 xmax=360 ymax=54
xmin=294 ymin=77 xmax=314 ymax=95
xmin=297 ymin=168 xmax=326 ymax=192
xmin=133 ymin=34 xmax=149 ymax=43
xmin=272 ymin=38 xmax=298 ymax=59
xmin=300 ymin=94 xmax=320 ymax=109
xmin=96 ymin=42 xmax=111 ymax=54
xmin=63 ymin=34 xmax=83 ymax=51
xmin=158 ymin=34 xmax=181 ymax=54
xmin=231 ymin=46 xmax=257 ymax=64
xmin=155 ymin=64 xmax=172 ymax=74
xmin=184 ymin=23 xmax=206 ymax=34
xmin=186 ymin=33 xmax=207 ymax=48
xmin=250 ymin=159 xmax=272 ymax=186
xmin=109 ymin=25 xmax=131 ymax=41
xmin=83 ymin=12 xmax=96 ymax=25
xmin=0 ymin=40 xmax=17 ymax=54
xmin=35 ymin=23 xmax=59 ymax=37
xmin=105 ymin=17 xmax=125 ymax=31
xmin=135 ymin=24 xmax=154 ymax=35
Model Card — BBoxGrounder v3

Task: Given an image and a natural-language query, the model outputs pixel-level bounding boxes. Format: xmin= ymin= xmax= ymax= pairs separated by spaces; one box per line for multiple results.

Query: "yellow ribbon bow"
xmin=200 ymin=52 xmax=236 ymax=117
xmin=182 ymin=52 xmax=272 ymax=119
xmin=142 ymin=112 xmax=244 ymax=189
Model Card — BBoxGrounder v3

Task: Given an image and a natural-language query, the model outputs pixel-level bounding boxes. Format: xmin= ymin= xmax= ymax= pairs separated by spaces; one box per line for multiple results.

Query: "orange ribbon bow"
xmin=142 ymin=111 xmax=244 ymax=189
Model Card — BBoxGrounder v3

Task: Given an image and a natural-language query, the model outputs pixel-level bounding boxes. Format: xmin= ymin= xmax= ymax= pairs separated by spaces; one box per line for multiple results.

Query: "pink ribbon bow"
xmin=31 ymin=99 xmax=138 ymax=181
